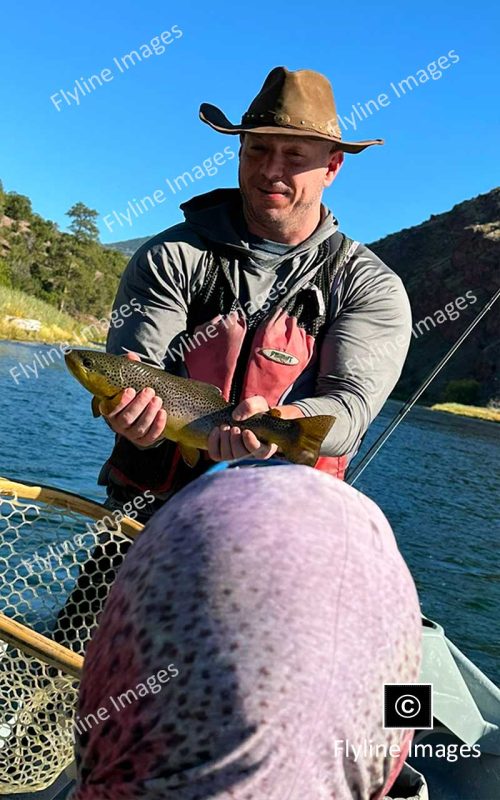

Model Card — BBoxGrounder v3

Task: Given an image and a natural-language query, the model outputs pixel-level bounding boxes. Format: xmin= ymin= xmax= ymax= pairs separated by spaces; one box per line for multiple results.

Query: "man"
xmin=99 ymin=66 xmax=412 ymax=519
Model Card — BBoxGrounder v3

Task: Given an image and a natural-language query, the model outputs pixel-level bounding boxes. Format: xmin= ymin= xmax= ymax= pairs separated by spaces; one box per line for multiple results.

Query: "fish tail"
xmin=281 ymin=415 xmax=336 ymax=466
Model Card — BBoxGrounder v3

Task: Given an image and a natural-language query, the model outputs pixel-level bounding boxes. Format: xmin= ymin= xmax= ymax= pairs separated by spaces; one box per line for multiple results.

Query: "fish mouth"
xmin=64 ymin=349 xmax=82 ymax=375
xmin=65 ymin=350 xmax=92 ymax=389
xmin=65 ymin=349 xmax=117 ymax=399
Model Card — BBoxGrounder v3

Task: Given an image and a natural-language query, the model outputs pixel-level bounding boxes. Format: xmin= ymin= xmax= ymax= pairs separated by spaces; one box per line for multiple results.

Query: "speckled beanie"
xmin=71 ymin=464 xmax=422 ymax=800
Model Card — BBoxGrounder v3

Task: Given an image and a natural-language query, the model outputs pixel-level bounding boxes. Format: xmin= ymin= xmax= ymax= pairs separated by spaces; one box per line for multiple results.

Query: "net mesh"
xmin=0 ymin=489 xmax=135 ymax=793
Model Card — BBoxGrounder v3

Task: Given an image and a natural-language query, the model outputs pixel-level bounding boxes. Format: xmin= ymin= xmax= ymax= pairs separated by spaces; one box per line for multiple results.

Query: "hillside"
xmin=0 ymin=183 xmax=127 ymax=323
xmin=107 ymin=235 xmax=150 ymax=258
xmin=111 ymin=187 xmax=500 ymax=405
xmin=369 ymin=188 xmax=499 ymax=405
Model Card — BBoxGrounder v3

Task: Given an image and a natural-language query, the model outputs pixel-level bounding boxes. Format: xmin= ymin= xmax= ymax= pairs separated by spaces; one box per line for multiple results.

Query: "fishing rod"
xmin=346 ymin=286 xmax=500 ymax=486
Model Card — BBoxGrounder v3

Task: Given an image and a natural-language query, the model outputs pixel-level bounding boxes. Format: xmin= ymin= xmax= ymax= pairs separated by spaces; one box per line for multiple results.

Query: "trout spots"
xmin=65 ymin=349 xmax=334 ymax=464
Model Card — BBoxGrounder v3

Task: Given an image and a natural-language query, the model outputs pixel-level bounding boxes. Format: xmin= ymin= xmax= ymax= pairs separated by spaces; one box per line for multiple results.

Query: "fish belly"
xmin=163 ymin=407 xmax=233 ymax=450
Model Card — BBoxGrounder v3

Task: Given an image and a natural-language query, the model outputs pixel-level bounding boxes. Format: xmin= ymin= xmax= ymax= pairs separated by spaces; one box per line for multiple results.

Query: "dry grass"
xmin=431 ymin=403 xmax=500 ymax=423
xmin=0 ymin=286 xmax=100 ymax=344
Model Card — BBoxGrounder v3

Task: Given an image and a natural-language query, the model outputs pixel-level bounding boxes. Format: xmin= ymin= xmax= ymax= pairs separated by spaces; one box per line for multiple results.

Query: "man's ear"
xmin=324 ymin=149 xmax=344 ymax=187
xmin=331 ymin=149 xmax=344 ymax=169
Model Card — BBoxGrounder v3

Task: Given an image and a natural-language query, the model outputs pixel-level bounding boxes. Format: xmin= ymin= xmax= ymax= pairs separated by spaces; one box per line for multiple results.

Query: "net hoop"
xmin=0 ymin=476 xmax=144 ymax=793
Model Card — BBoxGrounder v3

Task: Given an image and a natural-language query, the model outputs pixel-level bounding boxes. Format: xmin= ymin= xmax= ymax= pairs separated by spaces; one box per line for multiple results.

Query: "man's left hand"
xmin=207 ymin=395 xmax=279 ymax=462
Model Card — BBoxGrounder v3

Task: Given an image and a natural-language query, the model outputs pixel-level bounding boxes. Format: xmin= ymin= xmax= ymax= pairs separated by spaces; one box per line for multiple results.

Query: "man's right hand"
xmin=101 ymin=353 xmax=167 ymax=447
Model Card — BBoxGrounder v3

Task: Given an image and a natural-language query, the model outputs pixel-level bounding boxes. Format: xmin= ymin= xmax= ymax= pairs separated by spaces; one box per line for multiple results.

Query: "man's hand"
xmin=207 ymin=395 xmax=279 ymax=462
xmin=101 ymin=353 xmax=167 ymax=447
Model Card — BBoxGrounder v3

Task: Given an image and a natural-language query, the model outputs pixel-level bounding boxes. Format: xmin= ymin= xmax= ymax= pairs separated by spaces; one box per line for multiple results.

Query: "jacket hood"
xmin=179 ymin=188 xmax=338 ymax=265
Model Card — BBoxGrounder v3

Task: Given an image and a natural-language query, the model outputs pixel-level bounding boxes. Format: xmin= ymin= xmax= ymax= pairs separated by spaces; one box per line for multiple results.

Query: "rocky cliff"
xmin=369 ymin=187 xmax=499 ymax=404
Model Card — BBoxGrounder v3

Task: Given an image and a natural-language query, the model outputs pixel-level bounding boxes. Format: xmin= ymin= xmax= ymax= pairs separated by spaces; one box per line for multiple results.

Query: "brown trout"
xmin=65 ymin=349 xmax=335 ymax=467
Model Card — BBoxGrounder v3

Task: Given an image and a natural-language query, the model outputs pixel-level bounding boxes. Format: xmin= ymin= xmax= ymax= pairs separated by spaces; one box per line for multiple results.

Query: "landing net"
xmin=0 ymin=478 xmax=141 ymax=793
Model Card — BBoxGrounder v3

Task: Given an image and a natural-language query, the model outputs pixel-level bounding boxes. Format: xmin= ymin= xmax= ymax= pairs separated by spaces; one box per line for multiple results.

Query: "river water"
xmin=0 ymin=339 xmax=498 ymax=684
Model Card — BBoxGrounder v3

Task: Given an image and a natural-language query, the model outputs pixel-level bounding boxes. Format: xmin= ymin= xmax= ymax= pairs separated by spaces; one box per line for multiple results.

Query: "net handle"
xmin=0 ymin=475 xmax=144 ymax=538
xmin=0 ymin=611 xmax=83 ymax=678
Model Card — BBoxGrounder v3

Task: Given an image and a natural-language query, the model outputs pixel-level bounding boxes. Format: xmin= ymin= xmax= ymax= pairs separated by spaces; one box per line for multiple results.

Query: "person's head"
xmin=238 ymin=131 xmax=343 ymax=242
xmin=199 ymin=66 xmax=383 ymax=242
xmin=71 ymin=466 xmax=421 ymax=800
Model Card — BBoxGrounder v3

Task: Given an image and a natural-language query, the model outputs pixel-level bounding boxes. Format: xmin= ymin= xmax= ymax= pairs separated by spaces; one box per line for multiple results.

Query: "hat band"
xmin=241 ymin=110 xmax=341 ymax=139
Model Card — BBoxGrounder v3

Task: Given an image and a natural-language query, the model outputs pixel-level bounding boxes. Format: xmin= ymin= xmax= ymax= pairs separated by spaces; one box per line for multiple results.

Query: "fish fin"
xmin=91 ymin=396 xmax=102 ymax=418
xmin=267 ymin=407 xmax=282 ymax=418
xmin=280 ymin=415 xmax=336 ymax=466
xmin=179 ymin=443 xmax=201 ymax=468
xmin=99 ymin=391 xmax=126 ymax=417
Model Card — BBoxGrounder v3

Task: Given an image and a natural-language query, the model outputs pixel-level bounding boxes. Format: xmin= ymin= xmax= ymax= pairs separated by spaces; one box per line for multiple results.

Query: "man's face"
xmin=238 ymin=133 xmax=343 ymax=237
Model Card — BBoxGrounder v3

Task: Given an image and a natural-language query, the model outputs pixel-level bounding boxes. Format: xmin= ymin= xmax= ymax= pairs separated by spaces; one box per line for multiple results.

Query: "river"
xmin=0 ymin=339 xmax=498 ymax=684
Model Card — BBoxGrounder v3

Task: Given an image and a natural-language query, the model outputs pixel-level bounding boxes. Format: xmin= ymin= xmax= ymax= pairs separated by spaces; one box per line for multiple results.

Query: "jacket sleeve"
xmin=106 ymin=234 xmax=207 ymax=370
xmin=291 ymin=248 xmax=413 ymax=457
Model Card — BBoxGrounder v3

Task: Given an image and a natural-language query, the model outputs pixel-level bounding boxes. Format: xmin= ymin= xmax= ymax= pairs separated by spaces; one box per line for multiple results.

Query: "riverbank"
xmin=0 ymin=286 xmax=104 ymax=344
xmin=431 ymin=402 xmax=500 ymax=423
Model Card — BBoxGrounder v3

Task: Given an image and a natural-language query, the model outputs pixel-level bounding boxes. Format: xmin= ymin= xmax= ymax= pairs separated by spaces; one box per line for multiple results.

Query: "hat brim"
xmin=199 ymin=103 xmax=384 ymax=154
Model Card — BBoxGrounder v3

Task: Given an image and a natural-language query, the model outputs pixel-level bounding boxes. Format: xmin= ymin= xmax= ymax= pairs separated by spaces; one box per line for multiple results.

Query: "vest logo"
xmin=260 ymin=348 xmax=299 ymax=366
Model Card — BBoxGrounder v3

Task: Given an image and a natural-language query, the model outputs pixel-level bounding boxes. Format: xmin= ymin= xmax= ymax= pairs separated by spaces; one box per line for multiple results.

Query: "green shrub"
xmin=0 ymin=258 xmax=11 ymax=286
xmin=4 ymin=192 xmax=32 ymax=220
xmin=441 ymin=378 xmax=481 ymax=405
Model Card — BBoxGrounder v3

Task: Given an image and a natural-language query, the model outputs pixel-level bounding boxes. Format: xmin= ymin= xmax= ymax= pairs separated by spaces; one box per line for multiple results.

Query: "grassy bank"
xmin=431 ymin=403 xmax=500 ymax=423
xmin=0 ymin=285 xmax=100 ymax=344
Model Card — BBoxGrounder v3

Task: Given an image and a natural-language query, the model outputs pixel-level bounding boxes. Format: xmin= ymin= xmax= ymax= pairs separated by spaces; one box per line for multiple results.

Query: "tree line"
xmin=0 ymin=181 xmax=127 ymax=318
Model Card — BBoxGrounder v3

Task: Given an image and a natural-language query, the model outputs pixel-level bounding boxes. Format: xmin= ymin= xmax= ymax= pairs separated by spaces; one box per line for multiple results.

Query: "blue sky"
xmin=1 ymin=0 xmax=498 ymax=245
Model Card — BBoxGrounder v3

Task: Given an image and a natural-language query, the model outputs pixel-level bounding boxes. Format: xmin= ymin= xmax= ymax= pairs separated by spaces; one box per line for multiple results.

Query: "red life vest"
xmin=183 ymin=306 xmax=347 ymax=480
xmin=103 ymin=232 xmax=354 ymax=498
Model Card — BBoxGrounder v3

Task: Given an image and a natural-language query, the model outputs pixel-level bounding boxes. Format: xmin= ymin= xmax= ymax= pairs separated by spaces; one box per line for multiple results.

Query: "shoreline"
xmin=430 ymin=403 xmax=500 ymax=423
xmin=0 ymin=287 xmax=108 ymax=346
xmin=0 ymin=335 xmax=104 ymax=348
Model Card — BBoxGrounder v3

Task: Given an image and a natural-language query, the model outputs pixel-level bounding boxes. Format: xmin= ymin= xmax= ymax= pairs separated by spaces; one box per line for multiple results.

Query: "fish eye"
xmin=82 ymin=357 xmax=93 ymax=369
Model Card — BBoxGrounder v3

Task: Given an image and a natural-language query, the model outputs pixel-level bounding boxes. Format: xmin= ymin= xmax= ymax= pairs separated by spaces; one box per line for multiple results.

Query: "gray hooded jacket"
xmin=107 ymin=188 xmax=412 ymax=458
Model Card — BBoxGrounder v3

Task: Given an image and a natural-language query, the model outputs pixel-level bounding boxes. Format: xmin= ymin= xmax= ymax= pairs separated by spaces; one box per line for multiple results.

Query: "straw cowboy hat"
xmin=199 ymin=66 xmax=384 ymax=154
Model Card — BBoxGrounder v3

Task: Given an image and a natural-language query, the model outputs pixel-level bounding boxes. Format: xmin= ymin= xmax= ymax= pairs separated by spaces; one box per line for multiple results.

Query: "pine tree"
xmin=45 ymin=234 xmax=83 ymax=312
xmin=66 ymin=202 xmax=100 ymax=242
